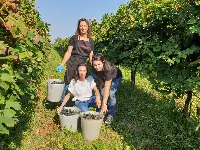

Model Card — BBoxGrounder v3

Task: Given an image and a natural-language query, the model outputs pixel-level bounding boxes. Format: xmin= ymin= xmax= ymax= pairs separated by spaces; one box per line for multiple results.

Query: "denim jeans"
xmin=61 ymin=85 xmax=69 ymax=102
xmin=75 ymin=96 xmax=99 ymax=112
xmin=90 ymin=72 xmax=95 ymax=78
xmin=100 ymin=77 xmax=122 ymax=116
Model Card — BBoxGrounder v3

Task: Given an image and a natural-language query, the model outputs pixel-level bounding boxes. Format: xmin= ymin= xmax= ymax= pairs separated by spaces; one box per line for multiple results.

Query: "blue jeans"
xmin=75 ymin=96 xmax=99 ymax=112
xmin=100 ymin=77 xmax=122 ymax=116
xmin=90 ymin=72 xmax=96 ymax=79
xmin=61 ymin=85 xmax=69 ymax=102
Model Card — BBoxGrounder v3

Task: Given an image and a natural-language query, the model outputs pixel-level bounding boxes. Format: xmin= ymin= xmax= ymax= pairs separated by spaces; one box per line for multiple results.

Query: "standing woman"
xmin=92 ymin=53 xmax=122 ymax=125
xmin=56 ymin=18 xmax=94 ymax=86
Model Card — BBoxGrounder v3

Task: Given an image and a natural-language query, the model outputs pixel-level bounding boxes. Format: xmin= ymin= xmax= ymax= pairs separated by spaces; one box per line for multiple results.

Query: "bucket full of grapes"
xmin=58 ymin=107 xmax=80 ymax=132
xmin=47 ymin=79 xmax=65 ymax=102
xmin=80 ymin=111 xmax=104 ymax=141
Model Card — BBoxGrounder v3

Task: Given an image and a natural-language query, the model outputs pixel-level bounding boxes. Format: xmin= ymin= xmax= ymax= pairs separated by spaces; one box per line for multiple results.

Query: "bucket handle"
xmin=48 ymin=80 xmax=64 ymax=89
xmin=48 ymin=80 xmax=53 ymax=89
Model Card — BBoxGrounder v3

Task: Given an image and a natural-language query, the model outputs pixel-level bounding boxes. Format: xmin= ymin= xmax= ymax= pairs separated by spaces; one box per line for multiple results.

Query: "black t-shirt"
xmin=96 ymin=64 xmax=122 ymax=81
xmin=68 ymin=35 xmax=94 ymax=59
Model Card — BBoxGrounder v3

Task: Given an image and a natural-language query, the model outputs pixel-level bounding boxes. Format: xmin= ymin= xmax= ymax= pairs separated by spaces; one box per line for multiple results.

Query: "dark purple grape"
xmin=51 ymin=81 xmax=64 ymax=84
xmin=82 ymin=113 xmax=103 ymax=120
xmin=60 ymin=108 xmax=79 ymax=116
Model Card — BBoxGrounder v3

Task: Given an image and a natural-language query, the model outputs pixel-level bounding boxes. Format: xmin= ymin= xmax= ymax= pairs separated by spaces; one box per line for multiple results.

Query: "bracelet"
xmin=102 ymin=102 xmax=107 ymax=106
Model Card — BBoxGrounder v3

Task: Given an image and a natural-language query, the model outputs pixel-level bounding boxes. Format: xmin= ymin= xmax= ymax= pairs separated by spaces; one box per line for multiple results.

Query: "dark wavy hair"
xmin=74 ymin=63 xmax=89 ymax=82
xmin=75 ymin=18 xmax=92 ymax=38
xmin=92 ymin=53 xmax=113 ymax=72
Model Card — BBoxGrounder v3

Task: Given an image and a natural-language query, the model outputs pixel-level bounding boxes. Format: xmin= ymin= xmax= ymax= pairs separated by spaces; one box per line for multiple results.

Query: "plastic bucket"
xmin=47 ymin=79 xmax=65 ymax=102
xmin=58 ymin=107 xmax=80 ymax=132
xmin=80 ymin=111 xmax=103 ymax=141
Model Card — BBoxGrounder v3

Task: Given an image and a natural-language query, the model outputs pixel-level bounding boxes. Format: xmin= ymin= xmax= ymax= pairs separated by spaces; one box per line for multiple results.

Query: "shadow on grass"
xmin=43 ymin=98 xmax=75 ymax=110
xmin=111 ymin=80 xmax=200 ymax=150
xmin=0 ymin=94 xmax=36 ymax=150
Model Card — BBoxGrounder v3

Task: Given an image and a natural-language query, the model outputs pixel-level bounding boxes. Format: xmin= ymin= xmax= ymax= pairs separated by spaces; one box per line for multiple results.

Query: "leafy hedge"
xmin=53 ymin=37 xmax=70 ymax=56
xmin=91 ymin=0 xmax=200 ymax=115
xmin=0 ymin=0 xmax=51 ymax=134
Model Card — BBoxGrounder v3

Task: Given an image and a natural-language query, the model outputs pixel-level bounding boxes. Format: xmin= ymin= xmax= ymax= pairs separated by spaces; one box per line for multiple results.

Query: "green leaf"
xmin=3 ymin=109 xmax=16 ymax=118
xmin=0 ymin=108 xmax=18 ymax=134
xmin=0 ymin=81 xmax=9 ymax=90
xmin=125 ymin=145 xmax=131 ymax=150
xmin=166 ymin=59 xmax=174 ymax=64
xmin=37 ymin=51 xmax=43 ymax=58
xmin=8 ymin=95 xmax=17 ymax=101
xmin=175 ymin=58 xmax=180 ymax=63
xmin=36 ymin=21 xmax=44 ymax=28
xmin=27 ymin=31 xmax=35 ymax=39
xmin=5 ymin=100 xmax=21 ymax=111
xmin=0 ymin=73 xmax=15 ymax=82
xmin=25 ymin=38 xmax=34 ymax=48
xmin=0 ymin=124 xmax=9 ymax=134
xmin=31 ymin=95 xmax=35 ymax=99
xmin=18 ymin=52 xmax=27 ymax=59
xmin=28 ymin=67 xmax=33 ymax=73
xmin=195 ymin=1 xmax=200 ymax=5
xmin=0 ymin=55 xmax=18 ymax=60
xmin=0 ymin=94 xmax=5 ymax=104
xmin=0 ymin=41 xmax=6 ymax=46
xmin=39 ymin=37 xmax=45 ymax=43
xmin=0 ymin=116 xmax=17 ymax=127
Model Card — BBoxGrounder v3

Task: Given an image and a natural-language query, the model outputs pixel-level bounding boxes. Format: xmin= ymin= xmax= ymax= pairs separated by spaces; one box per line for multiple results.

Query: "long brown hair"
xmin=74 ymin=63 xmax=89 ymax=82
xmin=75 ymin=18 xmax=92 ymax=38
xmin=92 ymin=53 xmax=113 ymax=72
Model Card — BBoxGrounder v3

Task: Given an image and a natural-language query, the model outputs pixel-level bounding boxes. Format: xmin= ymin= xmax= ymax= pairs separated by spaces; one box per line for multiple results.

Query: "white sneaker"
xmin=105 ymin=115 xmax=113 ymax=125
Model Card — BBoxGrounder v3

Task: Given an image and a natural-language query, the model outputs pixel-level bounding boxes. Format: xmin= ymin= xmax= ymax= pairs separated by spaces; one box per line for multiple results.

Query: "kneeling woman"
xmin=92 ymin=53 xmax=122 ymax=125
xmin=57 ymin=63 xmax=101 ymax=112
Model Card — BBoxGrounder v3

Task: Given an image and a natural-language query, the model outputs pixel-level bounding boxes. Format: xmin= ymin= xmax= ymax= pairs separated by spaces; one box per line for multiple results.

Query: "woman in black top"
xmin=56 ymin=18 xmax=94 ymax=85
xmin=92 ymin=53 xmax=122 ymax=125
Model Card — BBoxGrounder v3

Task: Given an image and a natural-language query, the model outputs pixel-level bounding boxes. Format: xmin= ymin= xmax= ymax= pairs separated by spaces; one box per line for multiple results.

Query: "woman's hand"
xmin=56 ymin=106 xmax=63 ymax=113
xmin=93 ymin=86 xmax=101 ymax=108
xmin=56 ymin=65 xmax=64 ymax=72
xmin=96 ymin=100 xmax=101 ymax=108
xmin=57 ymin=92 xmax=71 ymax=113
xmin=101 ymin=103 xmax=108 ymax=113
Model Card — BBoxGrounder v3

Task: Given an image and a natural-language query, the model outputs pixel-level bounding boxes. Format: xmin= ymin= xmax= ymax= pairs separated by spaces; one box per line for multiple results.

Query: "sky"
xmin=35 ymin=0 xmax=129 ymax=42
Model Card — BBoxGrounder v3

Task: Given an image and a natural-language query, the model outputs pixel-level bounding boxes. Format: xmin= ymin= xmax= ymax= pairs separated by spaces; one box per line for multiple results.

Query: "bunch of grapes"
xmin=51 ymin=81 xmax=65 ymax=84
xmin=82 ymin=113 xmax=103 ymax=120
xmin=60 ymin=108 xmax=79 ymax=116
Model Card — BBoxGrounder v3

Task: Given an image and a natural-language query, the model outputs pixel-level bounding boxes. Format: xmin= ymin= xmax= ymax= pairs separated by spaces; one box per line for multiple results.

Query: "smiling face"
xmin=79 ymin=21 xmax=88 ymax=35
xmin=93 ymin=60 xmax=104 ymax=72
xmin=78 ymin=65 xmax=87 ymax=79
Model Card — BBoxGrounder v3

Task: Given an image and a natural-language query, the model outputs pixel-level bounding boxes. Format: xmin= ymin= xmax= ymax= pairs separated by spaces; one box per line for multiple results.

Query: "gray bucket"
xmin=47 ymin=79 xmax=65 ymax=102
xmin=58 ymin=107 xmax=80 ymax=132
xmin=80 ymin=111 xmax=103 ymax=141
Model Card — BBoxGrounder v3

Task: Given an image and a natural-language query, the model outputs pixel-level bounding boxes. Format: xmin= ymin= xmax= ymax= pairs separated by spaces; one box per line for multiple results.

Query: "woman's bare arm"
xmin=89 ymin=51 xmax=94 ymax=65
xmin=102 ymin=80 xmax=112 ymax=105
xmin=57 ymin=92 xmax=71 ymax=112
xmin=93 ymin=86 xmax=101 ymax=108
xmin=60 ymin=46 xmax=73 ymax=65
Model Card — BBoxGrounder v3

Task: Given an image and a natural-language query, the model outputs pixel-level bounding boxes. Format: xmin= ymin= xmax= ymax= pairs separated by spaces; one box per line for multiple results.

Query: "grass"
xmin=1 ymin=48 xmax=200 ymax=150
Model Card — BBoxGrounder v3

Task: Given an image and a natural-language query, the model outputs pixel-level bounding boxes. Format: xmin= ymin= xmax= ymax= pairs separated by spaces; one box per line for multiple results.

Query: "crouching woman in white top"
xmin=57 ymin=63 xmax=101 ymax=112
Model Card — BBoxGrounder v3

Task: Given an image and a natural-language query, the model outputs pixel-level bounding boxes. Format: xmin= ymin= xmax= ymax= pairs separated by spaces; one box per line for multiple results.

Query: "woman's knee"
xmin=75 ymin=102 xmax=89 ymax=112
xmin=108 ymin=96 xmax=116 ymax=106
xmin=78 ymin=106 xmax=89 ymax=112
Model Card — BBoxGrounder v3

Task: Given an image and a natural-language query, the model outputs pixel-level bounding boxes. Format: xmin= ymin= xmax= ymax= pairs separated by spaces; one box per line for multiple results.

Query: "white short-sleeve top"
xmin=68 ymin=75 xmax=96 ymax=101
